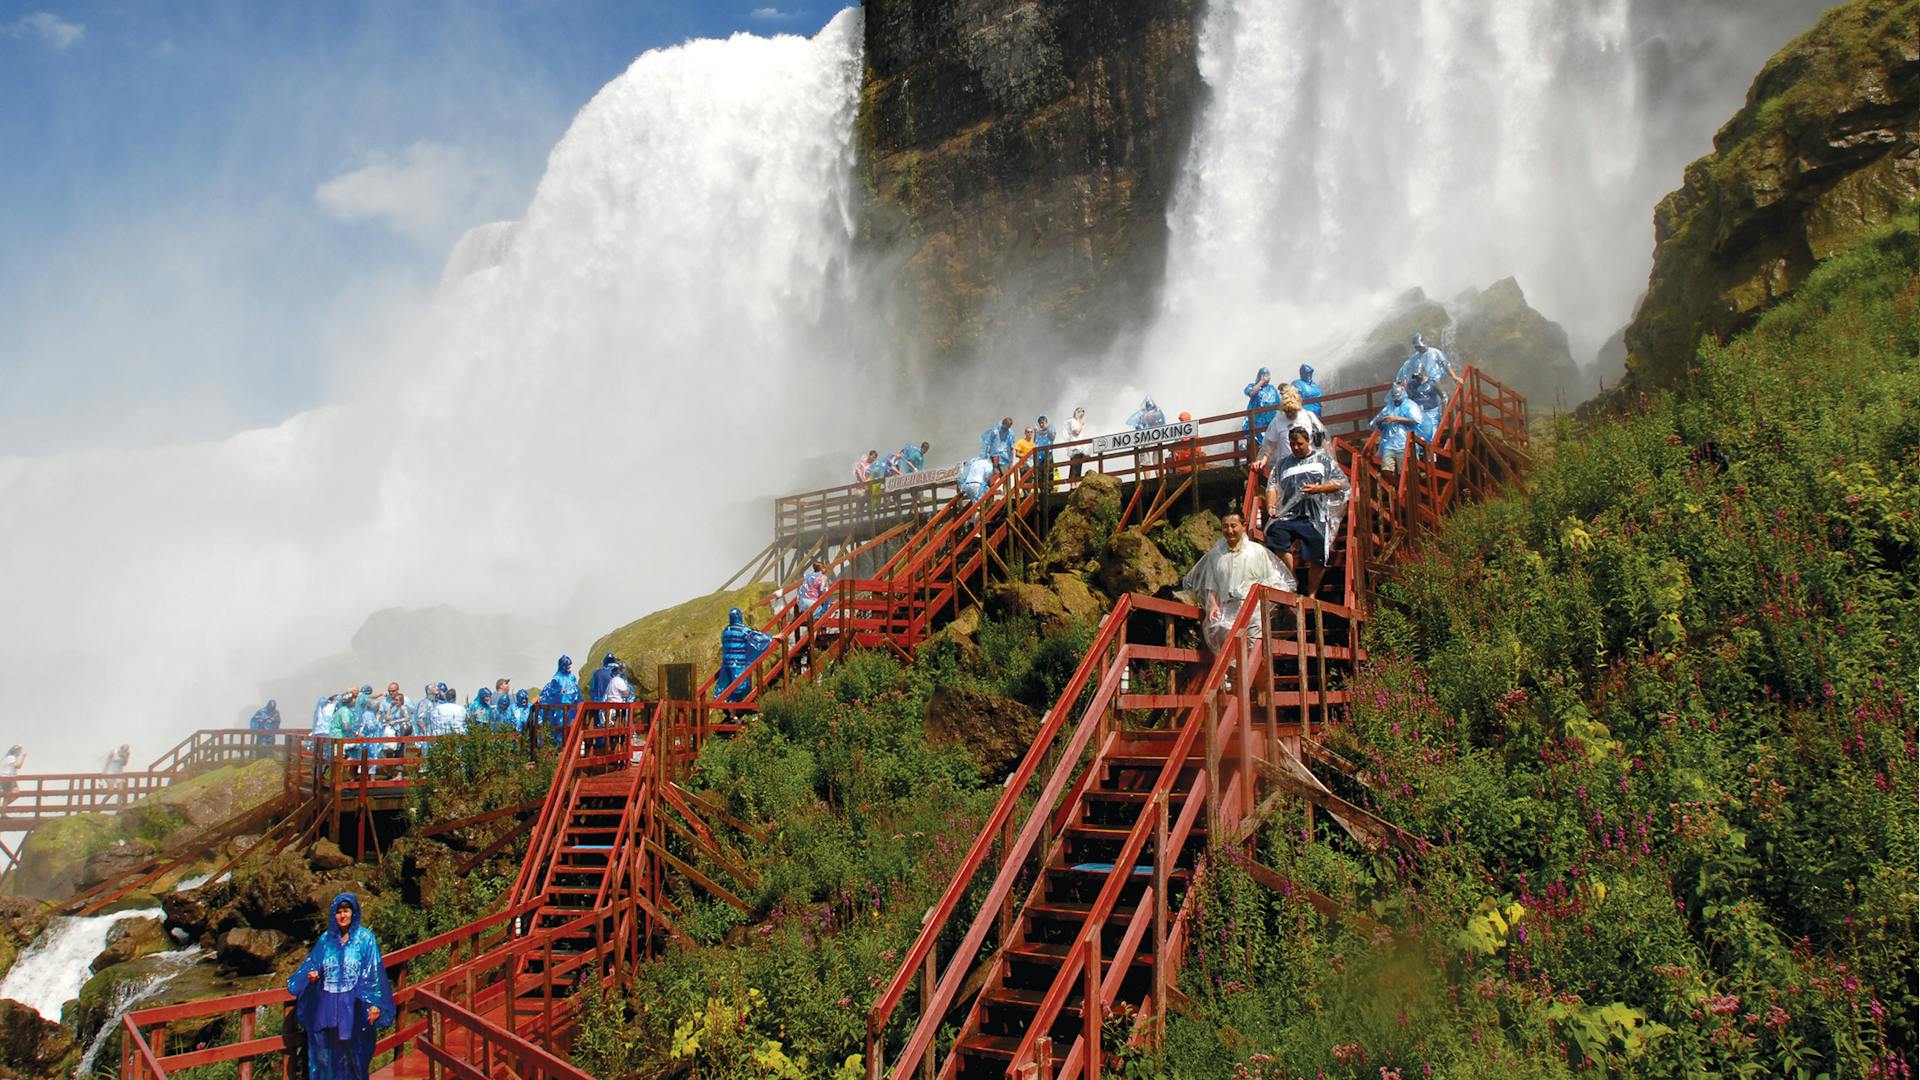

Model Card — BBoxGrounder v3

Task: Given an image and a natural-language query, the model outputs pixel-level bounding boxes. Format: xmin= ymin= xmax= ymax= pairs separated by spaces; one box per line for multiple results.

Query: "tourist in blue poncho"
xmin=288 ymin=893 xmax=394 ymax=1080
xmin=713 ymin=608 xmax=773 ymax=702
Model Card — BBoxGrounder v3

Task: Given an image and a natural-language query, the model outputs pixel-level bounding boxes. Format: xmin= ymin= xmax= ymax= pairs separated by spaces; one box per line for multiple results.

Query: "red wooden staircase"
xmin=867 ymin=367 xmax=1530 ymax=1080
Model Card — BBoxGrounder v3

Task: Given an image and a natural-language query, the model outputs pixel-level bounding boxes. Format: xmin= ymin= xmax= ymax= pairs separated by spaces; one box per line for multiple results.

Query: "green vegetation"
xmin=1145 ymin=208 xmax=1918 ymax=1077
xmin=570 ymin=610 xmax=1108 ymax=1080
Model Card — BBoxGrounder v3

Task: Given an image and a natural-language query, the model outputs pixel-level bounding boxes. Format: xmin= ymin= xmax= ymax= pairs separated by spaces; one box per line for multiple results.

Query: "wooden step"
xmin=1007 ymin=939 xmax=1154 ymax=968
xmin=1025 ymin=898 xmax=1140 ymax=924
xmin=1065 ymin=823 xmax=1204 ymax=843
xmin=956 ymin=1034 xmax=1024 ymax=1060
xmin=1116 ymin=694 xmax=1199 ymax=711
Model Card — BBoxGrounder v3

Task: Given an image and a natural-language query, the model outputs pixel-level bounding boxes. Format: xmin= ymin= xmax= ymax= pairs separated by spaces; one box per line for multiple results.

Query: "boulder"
xmin=132 ymin=758 xmax=284 ymax=833
xmin=1099 ymin=528 xmax=1180 ymax=598
xmin=160 ymin=886 xmax=221 ymax=943
xmin=92 ymin=915 xmax=168 ymax=972
xmin=226 ymin=853 xmax=320 ymax=940
xmin=7 ymin=812 xmax=119 ymax=901
xmin=307 ymin=839 xmax=353 ymax=873
xmin=217 ymin=927 xmax=289 ymax=975
xmin=76 ymin=839 xmax=159 ymax=893
xmin=1049 ymin=573 xmax=1109 ymax=624
xmin=988 ymin=581 xmax=1071 ymax=628
xmin=1041 ymin=473 xmax=1122 ymax=572
xmin=1066 ymin=472 xmax=1123 ymax=522
xmin=0 ymin=998 xmax=76 ymax=1078
xmin=1153 ymin=511 xmax=1222 ymax=571
xmin=923 ymin=687 xmax=1042 ymax=779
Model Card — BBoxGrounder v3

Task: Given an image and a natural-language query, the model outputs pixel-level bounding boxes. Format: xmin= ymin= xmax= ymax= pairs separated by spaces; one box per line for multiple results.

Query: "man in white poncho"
xmin=1180 ymin=509 xmax=1293 ymax=653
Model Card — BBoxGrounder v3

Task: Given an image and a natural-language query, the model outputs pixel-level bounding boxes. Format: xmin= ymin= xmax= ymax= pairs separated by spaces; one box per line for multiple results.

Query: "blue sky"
xmin=0 ymin=1 xmax=835 ymax=454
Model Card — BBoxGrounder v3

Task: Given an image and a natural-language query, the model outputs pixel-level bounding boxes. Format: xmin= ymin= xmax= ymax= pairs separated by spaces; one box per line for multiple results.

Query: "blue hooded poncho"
xmin=288 ymin=893 xmax=394 ymax=1080
xmin=714 ymin=608 xmax=774 ymax=702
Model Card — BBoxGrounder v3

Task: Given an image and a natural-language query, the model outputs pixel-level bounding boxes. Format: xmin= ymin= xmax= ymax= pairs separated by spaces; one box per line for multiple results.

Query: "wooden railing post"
xmin=919 ymin=907 xmax=938 ymax=1080
xmin=1083 ymin=934 xmax=1102 ymax=1080
xmin=1151 ymin=790 xmax=1169 ymax=1047
xmin=238 ymin=1009 xmax=255 ymax=1080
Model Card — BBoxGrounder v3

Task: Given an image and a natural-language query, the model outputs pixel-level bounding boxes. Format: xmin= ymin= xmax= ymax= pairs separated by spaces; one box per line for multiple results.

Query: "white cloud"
xmin=314 ymin=141 xmax=507 ymax=247
xmin=749 ymin=7 xmax=801 ymax=21
xmin=153 ymin=37 xmax=177 ymax=58
xmin=4 ymin=11 xmax=85 ymax=51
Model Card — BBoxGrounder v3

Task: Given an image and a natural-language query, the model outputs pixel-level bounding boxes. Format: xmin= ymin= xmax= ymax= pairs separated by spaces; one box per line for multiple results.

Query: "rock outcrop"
xmin=923 ymin=686 xmax=1041 ymax=778
xmin=1622 ymin=0 xmax=1919 ymax=389
xmin=858 ymin=0 xmax=1204 ymax=374
xmin=1453 ymin=279 xmax=1584 ymax=411
xmin=588 ymin=582 xmax=778 ymax=699
xmin=1338 ymin=281 xmax=1583 ymax=410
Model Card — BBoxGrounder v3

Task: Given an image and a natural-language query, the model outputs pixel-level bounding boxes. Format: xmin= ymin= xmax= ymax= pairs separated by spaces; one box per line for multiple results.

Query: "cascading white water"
xmin=0 ymin=908 xmax=161 ymax=1020
xmin=0 ymin=10 xmax=865 ymax=767
xmin=73 ymin=946 xmax=205 ymax=1077
xmin=1120 ymin=0 xmax=1829 ymax=414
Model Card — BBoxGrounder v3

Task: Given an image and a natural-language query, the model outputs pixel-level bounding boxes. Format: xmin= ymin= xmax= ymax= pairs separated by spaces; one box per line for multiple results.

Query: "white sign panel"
xmin=883 ymin=463 xmax=962 ymax=494
xmin=1091 ymin=420 xmax=1198 ymax=454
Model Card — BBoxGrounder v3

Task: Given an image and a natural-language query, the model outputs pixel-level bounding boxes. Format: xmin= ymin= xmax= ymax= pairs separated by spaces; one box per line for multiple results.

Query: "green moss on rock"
xmin=587 ymin=582 xmax=778 ymax=697
xmin=1622 ymin=0 xmax=1919 ymax=390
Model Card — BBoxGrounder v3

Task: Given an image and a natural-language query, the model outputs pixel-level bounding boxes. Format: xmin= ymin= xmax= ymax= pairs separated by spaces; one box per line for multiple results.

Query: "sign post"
xmin=1090 ymin=420 xmax=1198 ymax=455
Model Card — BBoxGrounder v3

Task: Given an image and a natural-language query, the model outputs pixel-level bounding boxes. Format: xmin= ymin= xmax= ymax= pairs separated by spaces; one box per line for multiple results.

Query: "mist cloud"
xmin=316 ymin=141 xmax=513 ymax=248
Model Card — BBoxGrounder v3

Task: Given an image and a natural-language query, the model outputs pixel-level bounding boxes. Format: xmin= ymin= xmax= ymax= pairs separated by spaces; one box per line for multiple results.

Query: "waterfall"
xmin=73 ymin=946 xmax=206 ymax=1077
xmin=1124 ymin=0 xmax=1829 ymax=412
xmin=0 ymin=9 xmax=865 ymax=767
xmin=0 ymin=908 xmax=161 ymax=1020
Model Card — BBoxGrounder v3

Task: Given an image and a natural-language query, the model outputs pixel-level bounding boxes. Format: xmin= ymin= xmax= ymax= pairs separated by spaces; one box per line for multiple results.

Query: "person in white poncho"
xmin=1180 ymin=510 xmax=1293 ymax=653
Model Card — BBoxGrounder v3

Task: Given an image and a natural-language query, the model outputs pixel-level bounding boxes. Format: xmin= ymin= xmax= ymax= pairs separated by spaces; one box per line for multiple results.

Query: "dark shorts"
xmin=1263 ymin=518 xmax=1327 ymax=565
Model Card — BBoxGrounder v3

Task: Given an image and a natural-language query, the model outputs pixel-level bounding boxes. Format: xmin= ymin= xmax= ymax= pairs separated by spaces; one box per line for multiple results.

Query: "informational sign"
xmin=1091 ymin=420 xmax=1198 ymax=454
xmin=883 ymin=463 xmax=963 ymax=493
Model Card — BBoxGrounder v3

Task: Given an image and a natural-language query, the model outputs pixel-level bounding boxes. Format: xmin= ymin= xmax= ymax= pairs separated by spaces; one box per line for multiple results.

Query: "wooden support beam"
xmin=645 ymin=838 xmax=751 ymax=914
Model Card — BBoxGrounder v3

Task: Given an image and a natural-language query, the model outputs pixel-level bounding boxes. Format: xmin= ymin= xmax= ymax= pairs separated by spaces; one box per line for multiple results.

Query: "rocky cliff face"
xmin=1336 ymin=279 xmax=1583 ymax=412
xmin=1623 ymin=0 xmax=1918 ymax=388
xmin=857 ymin=0 xmax=1203 ymax=374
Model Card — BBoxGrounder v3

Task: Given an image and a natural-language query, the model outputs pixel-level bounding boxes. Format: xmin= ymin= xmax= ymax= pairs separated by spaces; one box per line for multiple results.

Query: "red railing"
xmin=120 ymin=894 xmax=548 ymax=1080
xmin=867 ymin=367 xmax=1530 ymax=1079
xmin=1005 ymin=591 xmax=1281 ymax=1080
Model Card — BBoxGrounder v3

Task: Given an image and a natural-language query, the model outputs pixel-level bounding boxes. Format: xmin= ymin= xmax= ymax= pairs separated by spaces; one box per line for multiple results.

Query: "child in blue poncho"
xmin=288 ymin=893 xmax=394 ymax=1080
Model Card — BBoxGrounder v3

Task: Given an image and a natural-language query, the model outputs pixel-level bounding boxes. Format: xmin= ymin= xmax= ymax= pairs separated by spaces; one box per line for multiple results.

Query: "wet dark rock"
xmin=92 ymin=916 xmax=168 ymax=973
xmin=924 ymin=686 xmax=1042 ymax=778
xmin=0 ymin=998 xmax=76 ymax=1078
xmin=217 ymin=927 xmax=289 ymax=975
xmin=860 ymin=0 xmax=1206 ymax=374
xmin=306 ymin=839 xmax=353 ymax=873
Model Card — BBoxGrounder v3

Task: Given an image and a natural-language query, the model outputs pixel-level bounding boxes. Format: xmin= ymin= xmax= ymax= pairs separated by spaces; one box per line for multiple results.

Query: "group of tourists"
xmin=290 ymin=652 xmax=647 ymax=759
xmin=1367 ymin=332 xmax=1462 ymax=473
xmin=853 ymin=441 xmax=933 ymax=484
